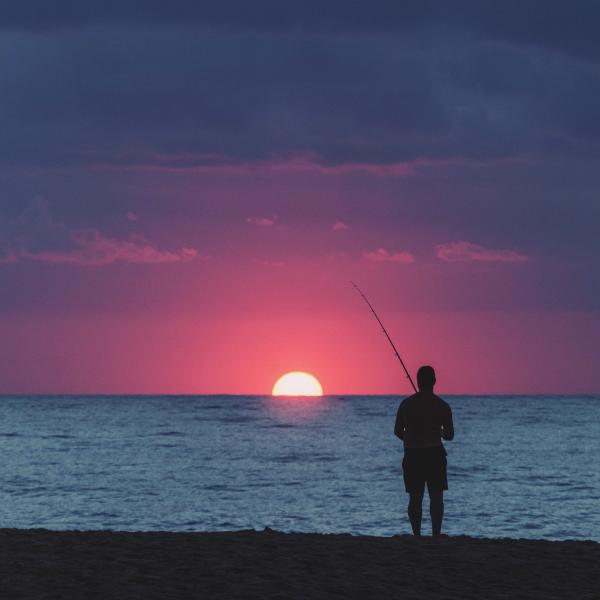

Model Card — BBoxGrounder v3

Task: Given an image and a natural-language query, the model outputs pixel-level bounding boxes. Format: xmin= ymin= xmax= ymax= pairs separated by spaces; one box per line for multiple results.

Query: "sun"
xmin=272 ymin=372 xmax=323 ymax=396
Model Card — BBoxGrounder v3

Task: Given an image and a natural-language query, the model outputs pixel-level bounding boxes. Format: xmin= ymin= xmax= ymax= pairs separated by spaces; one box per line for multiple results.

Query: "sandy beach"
xmin=0 ymin=529 xmax=597 ymax=599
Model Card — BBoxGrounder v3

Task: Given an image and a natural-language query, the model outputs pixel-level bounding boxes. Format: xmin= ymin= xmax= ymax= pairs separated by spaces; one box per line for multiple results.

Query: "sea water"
xmin=0 ymin=395 xmax=597 ymax=540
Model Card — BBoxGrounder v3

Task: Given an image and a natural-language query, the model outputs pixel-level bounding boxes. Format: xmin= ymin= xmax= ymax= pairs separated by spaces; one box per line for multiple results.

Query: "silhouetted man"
xmin=394 ymin=365 xmax=454 ymax=536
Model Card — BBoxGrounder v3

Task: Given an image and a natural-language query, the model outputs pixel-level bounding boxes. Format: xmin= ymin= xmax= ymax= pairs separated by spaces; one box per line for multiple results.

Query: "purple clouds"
xmin=363 ymin=249 xmax=416 ymax=264
xmin=436 ymin=241 xmax=530 ymax=263
xmin=246 ymin=216 xmax=277 ymax=227
xmin=0 ymin=200 xmax=199 ymax=266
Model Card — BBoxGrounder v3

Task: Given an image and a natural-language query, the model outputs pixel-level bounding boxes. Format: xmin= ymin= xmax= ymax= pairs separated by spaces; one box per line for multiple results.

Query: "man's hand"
xmin=441 ymin=422 xmax=454 ymax=441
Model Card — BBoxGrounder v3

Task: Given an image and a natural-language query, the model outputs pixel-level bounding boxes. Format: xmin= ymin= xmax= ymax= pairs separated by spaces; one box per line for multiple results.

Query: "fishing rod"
xmin=351 ymin=282 xmax=418 ymax=393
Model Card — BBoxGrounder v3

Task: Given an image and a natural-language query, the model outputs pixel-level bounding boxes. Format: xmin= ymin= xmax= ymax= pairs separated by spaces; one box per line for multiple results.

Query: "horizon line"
xmin=0 ymin=392 xmax=598 ymax=398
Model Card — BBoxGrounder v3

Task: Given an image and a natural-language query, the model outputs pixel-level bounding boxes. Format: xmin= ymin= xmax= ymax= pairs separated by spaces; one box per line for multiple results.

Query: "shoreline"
xmin=1 ymin=528 xmax=598 ymax=599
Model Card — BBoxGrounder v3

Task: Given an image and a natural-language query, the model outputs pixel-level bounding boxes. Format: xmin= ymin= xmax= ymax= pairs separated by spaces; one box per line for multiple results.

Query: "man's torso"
xmin=397 ymin=393 xmax=450 ymax=449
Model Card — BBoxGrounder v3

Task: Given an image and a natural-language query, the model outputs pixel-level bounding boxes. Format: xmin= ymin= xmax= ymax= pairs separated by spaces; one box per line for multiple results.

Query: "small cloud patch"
xmin=332 ymin=221 xmax=349 ymax=231
xmin=363 ymin=248 xmax=415 ymax=263
xmin=254 ymin=259 xmax=285 ymax=268
xmin=245 ymin=216 xmax=276 ymax=226
xmin=436 ymin=240 xmax=529 ymax=263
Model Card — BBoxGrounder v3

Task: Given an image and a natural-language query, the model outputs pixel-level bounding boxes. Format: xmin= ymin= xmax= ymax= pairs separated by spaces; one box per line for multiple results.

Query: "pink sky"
xmin=1 ymin=180 xmax=598 ymax=395
xmin=3 ymin=13 xmax=600 ymax=396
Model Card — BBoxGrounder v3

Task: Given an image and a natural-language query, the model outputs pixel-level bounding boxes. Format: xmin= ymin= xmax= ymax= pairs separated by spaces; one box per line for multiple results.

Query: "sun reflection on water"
xmin=264 ymin=394 xmax=329 ymax=423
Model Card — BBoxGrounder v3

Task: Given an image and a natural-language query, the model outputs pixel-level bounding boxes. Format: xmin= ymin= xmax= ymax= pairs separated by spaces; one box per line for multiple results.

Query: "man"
xmin=394 ymin=365 xmax=454 ymax=536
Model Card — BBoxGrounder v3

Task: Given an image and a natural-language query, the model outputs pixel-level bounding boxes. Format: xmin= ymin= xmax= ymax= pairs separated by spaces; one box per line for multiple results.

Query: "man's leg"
xmin=429 ymin=490 xmax=444 ymax=536
xmin=408 ymin=492 xmax=424 ymax=536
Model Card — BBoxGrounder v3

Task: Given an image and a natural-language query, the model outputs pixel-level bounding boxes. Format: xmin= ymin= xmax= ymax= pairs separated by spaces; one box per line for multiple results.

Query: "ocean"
xmin=0 ymin=395 xmax=597 ymax=540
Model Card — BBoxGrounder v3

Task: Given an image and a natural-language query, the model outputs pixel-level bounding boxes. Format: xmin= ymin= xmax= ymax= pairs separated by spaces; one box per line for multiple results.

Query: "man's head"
xmin=417 ymin=365 xmax=436 ymax=392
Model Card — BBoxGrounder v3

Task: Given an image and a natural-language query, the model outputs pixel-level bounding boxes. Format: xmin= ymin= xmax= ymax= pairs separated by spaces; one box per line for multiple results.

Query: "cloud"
xmin=0 ymin=29 xmax=458 ymax=171
xmin=126 ymin=211 xmax=139 ymax=222
xmin=332 ymin=221 xmax=349 ymax=231
xmin=245 ymin=216 xmax=276 ymax=226
xmin=254 ymin=259 xmax=285 ymax=268
xmin=0 ymin=199 xmax=199 ymax=267
xmin=4 ymin=2 xmax=600 ymax=60
xmin=436 ymin=240 xmax=530 ymax=263
xmin=22 ymin=230 xmax=198 ymax=266
xmin=2 ymin=12 xmax=600 ymax=172
xmin=0 ymin=248 xmax=17 ymax=264
xmin=363 ymin=248 xmax=415 ymax=263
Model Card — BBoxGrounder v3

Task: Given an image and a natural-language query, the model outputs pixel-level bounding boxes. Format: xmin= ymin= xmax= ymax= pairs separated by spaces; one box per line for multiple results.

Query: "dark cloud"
xmin=2 ymin=27 xmax=600 ymax=170
xmin=4 ymin=1 xmax=600 ymax=60
xmin=0 ymin=30 xmax=444 ymax=168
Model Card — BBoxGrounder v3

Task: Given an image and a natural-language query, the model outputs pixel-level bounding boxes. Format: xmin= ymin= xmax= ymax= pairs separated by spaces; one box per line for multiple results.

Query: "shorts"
xmin=402 ymin=445 xmax=448 ymax=494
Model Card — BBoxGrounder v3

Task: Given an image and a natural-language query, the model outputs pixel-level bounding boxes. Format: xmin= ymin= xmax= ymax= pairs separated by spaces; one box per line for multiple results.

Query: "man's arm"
xmin=442 ymin=404 xmax=454 ymax=441
xmin=394 ymin=406 xmax=405 ymax=440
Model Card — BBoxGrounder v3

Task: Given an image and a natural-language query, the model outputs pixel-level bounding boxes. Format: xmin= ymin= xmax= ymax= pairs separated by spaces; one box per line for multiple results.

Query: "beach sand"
xmin=0 ymin=528 xmax=598 ymax=599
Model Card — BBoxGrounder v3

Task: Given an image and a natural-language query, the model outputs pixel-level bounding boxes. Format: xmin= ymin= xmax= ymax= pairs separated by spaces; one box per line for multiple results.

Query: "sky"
xmin=1 ymin=1 xmax=599 ymax=394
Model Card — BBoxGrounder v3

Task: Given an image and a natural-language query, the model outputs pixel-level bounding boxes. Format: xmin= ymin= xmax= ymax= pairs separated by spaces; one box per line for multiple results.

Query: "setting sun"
xmin=272 ymin=372 xmax=323 ymax=396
